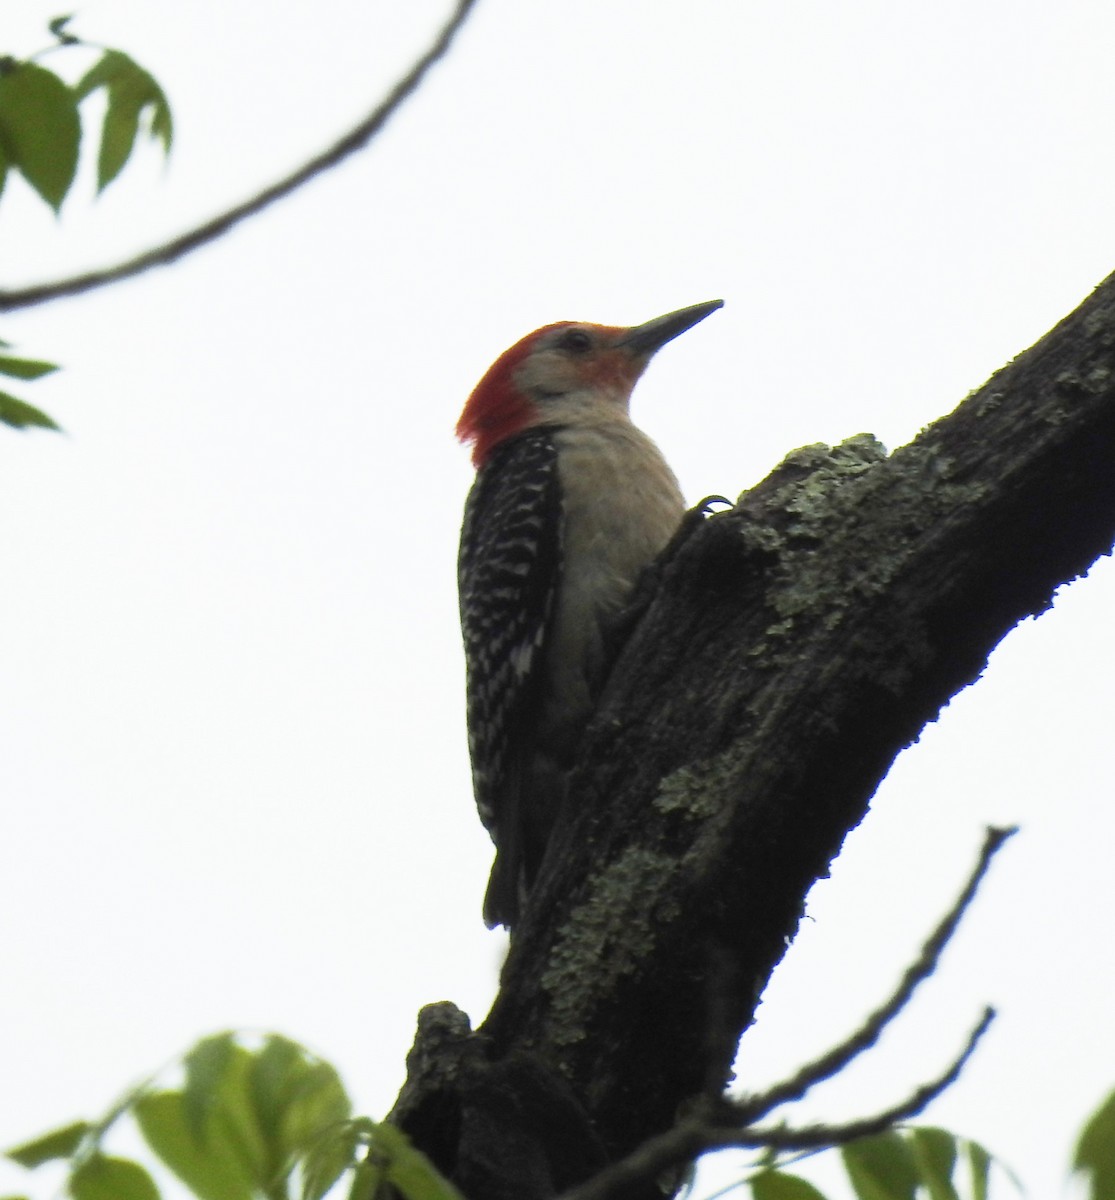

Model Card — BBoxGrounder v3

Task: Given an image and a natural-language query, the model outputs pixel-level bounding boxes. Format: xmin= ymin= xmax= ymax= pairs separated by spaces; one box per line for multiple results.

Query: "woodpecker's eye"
xmin=557 ymin=329 xmax=593 ymax=355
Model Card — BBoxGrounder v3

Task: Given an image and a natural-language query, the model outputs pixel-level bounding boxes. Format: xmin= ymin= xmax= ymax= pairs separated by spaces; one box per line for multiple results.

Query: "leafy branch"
xmin=6 ymin=1032 xmax=463 ymax=1200
xmin=0 ymin=16 xmax=174 ymax=430
xmin=0 ymin=0 xmax=478 ymax=314
xmin=0 ymin=4 xmax=476 ymax=431
xmin=0 ymin=338 xmax=59 ymax=429
xmin=0 ymin=17 xmax=172 ymax=213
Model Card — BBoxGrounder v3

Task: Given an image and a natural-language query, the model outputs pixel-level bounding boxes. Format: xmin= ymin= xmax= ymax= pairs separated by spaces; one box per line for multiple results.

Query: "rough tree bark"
xmin=390 ymin=269 xmax=1115 ymax=1199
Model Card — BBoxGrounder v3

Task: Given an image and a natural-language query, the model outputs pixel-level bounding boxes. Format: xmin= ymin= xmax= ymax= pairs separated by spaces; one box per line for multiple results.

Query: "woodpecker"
xmin=457 ymin=299 xmax=723 ymax=930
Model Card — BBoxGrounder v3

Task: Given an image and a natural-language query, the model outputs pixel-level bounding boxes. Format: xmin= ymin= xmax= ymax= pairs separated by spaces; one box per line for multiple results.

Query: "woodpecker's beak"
xmin=619 ymin=299 xmax=724 ymax=358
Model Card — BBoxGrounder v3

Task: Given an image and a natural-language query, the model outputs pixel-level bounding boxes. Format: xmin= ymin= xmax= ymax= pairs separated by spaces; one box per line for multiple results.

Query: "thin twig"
xmin=557 ymin=1008 xmax=995 ymax=1200
xmin=720 ymin=1006 xmax=995 ymax=1151
xmin=0 ymin=0 xmax=478 ymax=312
xmin=736 ymin=824 xmax=1015 ymax=1122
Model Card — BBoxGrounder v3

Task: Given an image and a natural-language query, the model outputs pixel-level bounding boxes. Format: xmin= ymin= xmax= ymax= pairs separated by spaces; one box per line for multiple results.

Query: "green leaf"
xmin=0 ymin=390 xmax=60 ymax=431
xmin=347 ymin=1159 xmax=382 ymax=1200
xmin=750 ymin=1168 xmax=830 ymax=1199
xmin=138 ymin=1035 xmax=355 ymax=1200
xmin=70 ymin=1155 xmax=160 ymax=1200
xmin=74 ymin=51 xmax=173 ymax=190
xmin=910 ymin=1128 xmax=959 ymax=1200
xmin=0 ymin=62 xmax=80 ymax=211
xmin=842 ymin=1132 xmax=918 ymax=1200
xmin=370 ymin=1125 xmax=466 ymax=1200
xmin=6 ymin=1121 xmax=90 ymax=1168
xmin=74 ymin=51 xmax=130 ymax=101
xmin=98 ymin=86 xmax=142 ymax=191
xmin=135 ymin=1089 xmax=260 ymax=1200
xmin=965 ymin=1140 xmax=990 ymax=1200
xmin=250 ymin=1036 xmax=306 ymax=1142
xmin=250 ymin=1035 xmax=351 ymax=1160
xmin=0 ymin=353 xmax=59 ymax=380
xmin=300 ymin=1122 xmax=361 ymax=1200
xmin=183 ymin=1033 xmax=237 ymax=1140
xmin=150 ymin=97 xmax=173 ymax=154
xmin=1075 ymin=1089 xmax=1115 ymax=1200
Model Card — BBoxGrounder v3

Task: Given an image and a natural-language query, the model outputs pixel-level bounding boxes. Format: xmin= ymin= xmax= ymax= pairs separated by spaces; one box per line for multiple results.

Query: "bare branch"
xmin=555 ymin=1120 xmax=706 ymax=1200
xmin=736 ymin=825 xmax=1015 ymax=1123
xmin=726 ymin=1006 xmax=995 ymax=1151
xmin=0 ymin=0 xmax=478 ymax=312
xmin=557 ymin=1008 xmax=995 ymax=1200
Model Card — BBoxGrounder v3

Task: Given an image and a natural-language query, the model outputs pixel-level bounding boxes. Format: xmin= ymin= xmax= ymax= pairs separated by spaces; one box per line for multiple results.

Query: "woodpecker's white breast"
xmin=532 ymin=418 xmax=685 ymax=761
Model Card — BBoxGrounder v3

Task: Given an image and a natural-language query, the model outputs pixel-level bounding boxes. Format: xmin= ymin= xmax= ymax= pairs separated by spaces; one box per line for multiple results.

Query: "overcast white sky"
xmin=2 ymin=2 xmax=1114 ymax=1197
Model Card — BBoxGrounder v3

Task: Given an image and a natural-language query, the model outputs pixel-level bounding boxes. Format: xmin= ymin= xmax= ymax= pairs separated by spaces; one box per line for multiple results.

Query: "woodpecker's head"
xmin=457 ymin=299 xmax=723 ymax=467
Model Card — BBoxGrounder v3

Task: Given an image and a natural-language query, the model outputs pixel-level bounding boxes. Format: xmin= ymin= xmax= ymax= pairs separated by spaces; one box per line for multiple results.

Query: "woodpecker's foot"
xmin=659 ymin=494 xmax=734 ymax=568
xmin=694 ymin=493 xmax=734 ymax=515
xmin=603 ymin=496 xmax=733 ymax=672
xmin=681 ymin=493 xmax=733 ymax=538
xmin=651 ymin=493 xmax=734 ymax=588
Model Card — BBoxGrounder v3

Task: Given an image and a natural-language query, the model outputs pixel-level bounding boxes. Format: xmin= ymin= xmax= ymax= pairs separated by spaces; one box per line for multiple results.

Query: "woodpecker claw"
xmin=693 ymin=494 xmax=734 ymax=516
xmin=670 ymin=494 xmax=733 ymax=554
xmin=602 ymin=494 xmax=730 ymax=676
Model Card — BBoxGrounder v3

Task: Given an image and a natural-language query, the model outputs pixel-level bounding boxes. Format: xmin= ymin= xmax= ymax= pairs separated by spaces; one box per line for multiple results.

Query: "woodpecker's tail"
xmin=482 ymin=849 xmax=518 ymax=930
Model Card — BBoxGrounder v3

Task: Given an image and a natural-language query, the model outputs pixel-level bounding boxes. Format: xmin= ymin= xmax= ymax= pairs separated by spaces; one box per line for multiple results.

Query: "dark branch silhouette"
xmin=737 ymin=824 xmax=1015 ymax=1123
xmin=557 ymin=1008 xmax=995 ymax=1200
xmin=0 ymin=0 xmax=477 ymax=312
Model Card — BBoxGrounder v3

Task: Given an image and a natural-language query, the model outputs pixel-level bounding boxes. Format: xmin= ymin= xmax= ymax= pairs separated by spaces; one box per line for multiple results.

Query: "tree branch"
xmin=556 ymin=1009 xmax=996 ymax=1200
xmin=737 ymin=825 xmax=1015 ymax=1123
xmin=0 ymin=0 xmax=478 ymax=311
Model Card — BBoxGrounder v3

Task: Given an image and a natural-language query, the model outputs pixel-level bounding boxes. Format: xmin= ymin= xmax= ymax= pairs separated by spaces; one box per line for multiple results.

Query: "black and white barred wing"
xmin=458 ymin=430 xmax=563 ymax=835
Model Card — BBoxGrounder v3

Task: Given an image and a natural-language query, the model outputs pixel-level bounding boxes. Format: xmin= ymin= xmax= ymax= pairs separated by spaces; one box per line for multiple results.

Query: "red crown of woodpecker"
xmin=456 ymin=322 xmax=578 ymax=468
xmin=457 ymin=301 xmax=723 ymax=468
